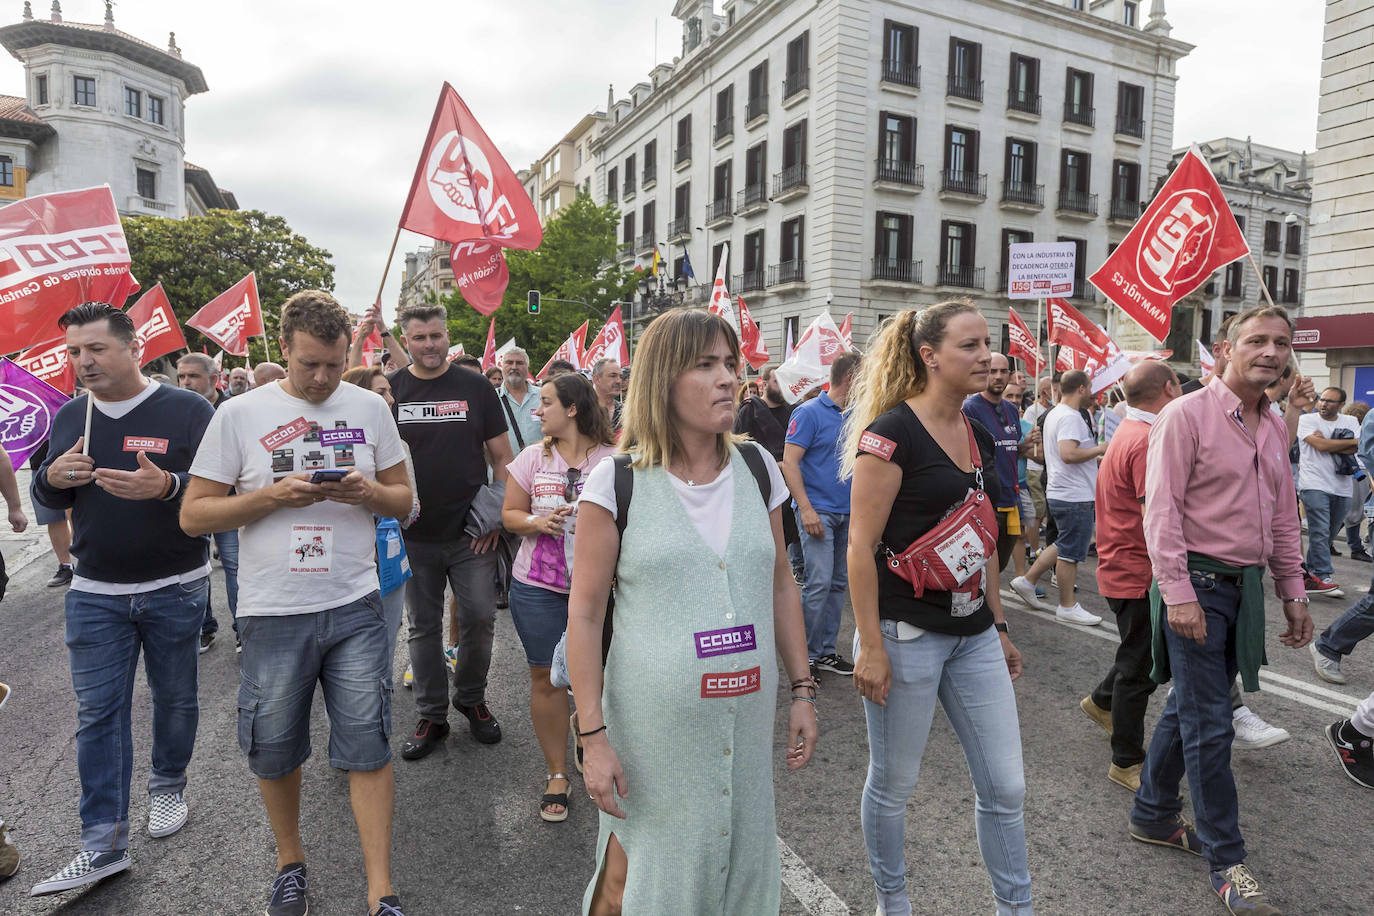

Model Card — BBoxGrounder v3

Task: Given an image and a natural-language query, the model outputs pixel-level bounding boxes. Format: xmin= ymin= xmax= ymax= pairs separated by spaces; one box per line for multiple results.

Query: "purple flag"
xmin=0 ymin=357 xmax=71 ymax=468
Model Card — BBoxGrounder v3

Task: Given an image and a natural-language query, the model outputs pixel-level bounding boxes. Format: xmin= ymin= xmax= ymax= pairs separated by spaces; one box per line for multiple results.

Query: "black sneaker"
xmin=808 ymin=659 xmax=820 ymax=685
xmin=400 ymin=718 xmax=449 ymax=760
xmin=1326 ymin=719 xmax=1374 ymax=789
xmin=198 ymin=632 xmax=215 ymax=654
xmin=1351 ymin=547 xmax=1373 ymax=563
xmin=46 ymin=564 xmax=73 ymax=588
xmin=265 ymin=861 xmax=308 ymax=916
xmin=455 ymin=702 xmax=502 ymax=744
xmin=495 ymin=589 xmax=509 ymax=610
xmin=1331 ymin=544 xmax=1343 ymax=557
xmin=814 ymin=653 xmax=855 ymax=675
xmin=369 ymin=894 xmax=405 ymax=916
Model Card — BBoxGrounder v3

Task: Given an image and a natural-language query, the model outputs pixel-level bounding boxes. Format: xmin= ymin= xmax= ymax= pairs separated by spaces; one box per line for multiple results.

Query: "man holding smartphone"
xmin=181 ymin=291 xmax=413 ymax=916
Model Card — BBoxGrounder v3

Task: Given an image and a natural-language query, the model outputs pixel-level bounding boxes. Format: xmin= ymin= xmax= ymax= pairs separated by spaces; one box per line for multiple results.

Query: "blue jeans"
xmin=65 ymin=578 xmax=208 ymax=851
xmin=797 ymin=508 xmax=849 ymax=660
xmin=1301 ymin=489 xmax=1350 ymax=580
xmin=1316 ymin=585 xmax=1374 ymax=662
xmin=1132 ymin=571 xmax=1244 ymax=870
xmin=858 ymin=622 xmax=1031 ymax=914
xmin=201 ymin=529 xmax=239 ymax=635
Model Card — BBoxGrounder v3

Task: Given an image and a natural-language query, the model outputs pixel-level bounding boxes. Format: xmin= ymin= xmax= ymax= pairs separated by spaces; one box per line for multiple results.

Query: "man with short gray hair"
xmin=496 ymin=347 xmax=541 ymax=458
xmin=590 ymin=357 xmax=622 ymax=428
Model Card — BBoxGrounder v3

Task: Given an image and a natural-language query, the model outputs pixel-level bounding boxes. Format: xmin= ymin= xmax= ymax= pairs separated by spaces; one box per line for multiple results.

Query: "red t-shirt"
xmin=1094 ymin=417 xmax=1153 ymax=598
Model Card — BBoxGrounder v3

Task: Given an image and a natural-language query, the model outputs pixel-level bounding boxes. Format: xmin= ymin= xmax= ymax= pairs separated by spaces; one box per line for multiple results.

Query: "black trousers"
xmin=1090 ymin=595 xmax=1157 ymax=767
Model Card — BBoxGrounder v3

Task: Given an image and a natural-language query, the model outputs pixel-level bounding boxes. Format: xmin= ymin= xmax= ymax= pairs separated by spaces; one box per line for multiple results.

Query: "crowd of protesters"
xmin=3 ymin=294 xmax=1373 ymax=916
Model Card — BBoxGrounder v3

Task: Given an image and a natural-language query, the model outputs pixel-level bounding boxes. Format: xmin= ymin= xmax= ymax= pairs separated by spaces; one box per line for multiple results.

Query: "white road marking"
xmin=7 ymin=536 xmax=52 ymax=576
xmin=1001 ymin=588 xmax=1359 ymax=716
xmin=779 ymin=835 xmax=851 ymax=915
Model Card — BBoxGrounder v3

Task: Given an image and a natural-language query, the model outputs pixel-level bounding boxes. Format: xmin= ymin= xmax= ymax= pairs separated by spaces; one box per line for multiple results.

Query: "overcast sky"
xmin=0 ymin=0 xmax=1326 ymax=319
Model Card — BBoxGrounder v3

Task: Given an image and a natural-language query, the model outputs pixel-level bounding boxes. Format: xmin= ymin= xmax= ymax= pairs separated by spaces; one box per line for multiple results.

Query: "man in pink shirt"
xmin=1128 ymin=306 xmax=1312 ymax=916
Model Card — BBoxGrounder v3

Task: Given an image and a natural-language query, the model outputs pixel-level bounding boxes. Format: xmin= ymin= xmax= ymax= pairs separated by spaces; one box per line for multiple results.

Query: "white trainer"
xmin=1056 ymin=603 xmax=1102 ymax=626
xmin=1309 ymin=642 xmax=1348 ymax=684
xmin=147 ymin=791 xmax=188 ymax=838
xmin=1232 ymin=705 xmax=1290 ymax=749
xmin=1010 ymin=576 xmax=1048 ymax=611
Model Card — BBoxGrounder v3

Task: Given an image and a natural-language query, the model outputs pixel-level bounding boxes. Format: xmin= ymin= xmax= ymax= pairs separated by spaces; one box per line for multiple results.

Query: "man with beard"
xmin=590 ymin=357 xmax=623 ymax=430
xmin=495 ymin=348 xmax=542 ymax=459
xmin=227 ymin=367 xmax=251 ymax=397
xmin=963 ymin=353 xmax=1037 ymax=573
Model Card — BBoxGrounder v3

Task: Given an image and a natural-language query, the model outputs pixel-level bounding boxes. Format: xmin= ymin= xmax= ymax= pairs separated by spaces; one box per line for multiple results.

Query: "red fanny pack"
xmin=882 ymin=416 xmax=999 ymax=599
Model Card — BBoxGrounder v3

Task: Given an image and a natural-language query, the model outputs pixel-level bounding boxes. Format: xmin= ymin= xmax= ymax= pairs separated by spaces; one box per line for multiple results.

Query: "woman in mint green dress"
xmin=566 ymin=309 xmax=818 ymax=916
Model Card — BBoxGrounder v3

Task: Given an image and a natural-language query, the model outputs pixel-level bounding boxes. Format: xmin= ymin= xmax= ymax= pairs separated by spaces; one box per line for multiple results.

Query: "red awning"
xmin=1293 ymin=313 xmax=1374 ymax=350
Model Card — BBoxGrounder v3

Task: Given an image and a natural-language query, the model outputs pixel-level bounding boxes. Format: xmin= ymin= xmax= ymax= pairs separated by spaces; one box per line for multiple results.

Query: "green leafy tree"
xmin=435 ymin=193 xmax=638 ymax=366
xmin=123 ymin=209 xmax=335 ymax=364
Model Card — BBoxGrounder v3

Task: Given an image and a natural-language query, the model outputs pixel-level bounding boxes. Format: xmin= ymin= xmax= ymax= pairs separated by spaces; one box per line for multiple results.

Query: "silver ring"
xmin=65 ymin=469 xmax=76 ymax=481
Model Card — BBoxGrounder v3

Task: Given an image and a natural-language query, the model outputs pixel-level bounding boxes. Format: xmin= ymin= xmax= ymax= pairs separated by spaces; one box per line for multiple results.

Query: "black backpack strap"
xmin=612 ymin=453 xmax=634 ymax=540
xmin=499 ymin=393 xmax=526 ymax=452
xmin=738 ymin=441 xmax=773 ymax=508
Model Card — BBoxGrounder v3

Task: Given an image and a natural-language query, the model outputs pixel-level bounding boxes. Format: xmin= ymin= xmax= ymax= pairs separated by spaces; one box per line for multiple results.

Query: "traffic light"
xmin=527 ymin=290 xmax=541 ymax=314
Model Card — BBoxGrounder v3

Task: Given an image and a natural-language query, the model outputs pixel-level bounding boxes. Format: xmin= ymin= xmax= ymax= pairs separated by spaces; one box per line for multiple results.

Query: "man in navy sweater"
xmin=29 ymin=303 xmax=215 ymax=898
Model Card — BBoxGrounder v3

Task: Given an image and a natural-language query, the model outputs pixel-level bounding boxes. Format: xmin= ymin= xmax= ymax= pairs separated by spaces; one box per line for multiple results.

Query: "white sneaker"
xmin=1232 ymin=705 xmax=1290 ymax=749
xmin=1010 ymin=576 xmax=1048 ymax=611
xmin=147 ymin=791 xmax=187 ymax=838
xmin=1310 ymin=642 xmax=1348 ymax=684
xmin=1056 ymin=603 xmax=1102 ymax=626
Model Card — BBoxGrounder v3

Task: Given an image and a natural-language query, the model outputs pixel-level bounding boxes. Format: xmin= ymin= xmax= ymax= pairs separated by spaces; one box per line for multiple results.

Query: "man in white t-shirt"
xmin=181 ymin=291 xmax=412 ymax=916
xmin=1297 ymin=387 xmax=1360 ymax=595
xmin=1011 ymin=370 xmax=1106 ymax=626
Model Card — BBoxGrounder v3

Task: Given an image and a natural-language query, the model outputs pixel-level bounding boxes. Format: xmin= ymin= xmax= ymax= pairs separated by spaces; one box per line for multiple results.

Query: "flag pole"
xmin=374 ymin=224 xmax=403 ymax=308
xmin=1244 ymin=252 xmax=1277 ymax=308
xmin=82 ymin=392 xmax=93 ymax=456
xmin=1035 ymin=297 xmax=1045 ymax=400
xmin=261 ymin=332 xmax=273 ymax=363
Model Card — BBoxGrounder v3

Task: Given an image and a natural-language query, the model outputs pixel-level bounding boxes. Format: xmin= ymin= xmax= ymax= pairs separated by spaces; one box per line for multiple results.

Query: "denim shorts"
xmin=29 ymin=475 xmax=67 ymax=526
xmin=1047 ymin=498 xmax=1095 ymax=564
xmin=508 ymin=578 xmax=569 ymax=668
xmin=236 ymin=590 xmax=392 ymax=779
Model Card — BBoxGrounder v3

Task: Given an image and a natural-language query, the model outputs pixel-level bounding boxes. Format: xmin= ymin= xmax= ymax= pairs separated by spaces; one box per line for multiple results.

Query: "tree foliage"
xmin=435 ymin=193 xmax=638 ymax=366
xmin=123 ymin=209 xmax=335 ymax=364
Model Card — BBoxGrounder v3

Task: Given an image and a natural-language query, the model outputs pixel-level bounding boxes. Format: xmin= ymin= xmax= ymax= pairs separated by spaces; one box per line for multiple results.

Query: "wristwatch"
xmin=1284 ymin=597 xmax=1310 ymax=605
xmin=994 ymin=621 xmax=1009 ymax=633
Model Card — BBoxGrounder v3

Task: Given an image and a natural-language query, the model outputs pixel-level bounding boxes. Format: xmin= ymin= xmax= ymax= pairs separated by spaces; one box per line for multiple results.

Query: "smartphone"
xmin=310 ymin=469 xmax=349 ymax=484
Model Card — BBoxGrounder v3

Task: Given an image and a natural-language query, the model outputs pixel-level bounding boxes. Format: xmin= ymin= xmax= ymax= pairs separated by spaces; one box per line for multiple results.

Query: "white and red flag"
xmin=776 ymin=311 xmax=848 ymax=404
xmin=125 ymin=283 xmax=187 ymax=367
xmin=399 ymin=83 xmax=542 ymax=251
xmin=784 ymin=321 xmax=796 ymax=360
xmin=481 ymin=318 xmax=498 ymax=371
xmin=838 ymin=312 xmax=853 ymax=349
xmin=352 ymin=314 xmax=383 ymax=367
xmin=1198 ymin=339 xmax=1215 ymax=376
xmin=1089 ymin=147 xmax=1248 ymax=342
xmin=536 ymin=321 xmax=588 ymax=380
xmin=187 ymin=272 xmax=263 ymax=357
xmin=450 ymin=239 xmax=510 ymax=316
xmin=1057 ymin=346 xmax=1088 ymax=372
xmin=447 ymin=343 xmax=466 ymax=361
xmin=1048 ymin=298 xmax=1112 ymax=363
xmin=737 ymin=297 xmax=768 ymax=371
xmin=705 ymin=243 xmax=737 ymax=333
xmin=16 ymin=337 xmax=73 ymax=395
xmin=1006 ymin=307 xmax=1045 ymax=375
xmin=583 ymin=305 xmax=630 ymax=367
xmin=0 ymin=185 xmax=139 ymax=354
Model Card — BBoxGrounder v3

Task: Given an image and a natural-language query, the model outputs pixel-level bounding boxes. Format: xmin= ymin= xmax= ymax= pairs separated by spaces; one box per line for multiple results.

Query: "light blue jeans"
xmin=1301 ymin=489 xmax=1350 ymax=580
xmin=797 ymin=508 xmax=849 ymax=659
xmin=858 ymin=621 xmax=1032 ymax=915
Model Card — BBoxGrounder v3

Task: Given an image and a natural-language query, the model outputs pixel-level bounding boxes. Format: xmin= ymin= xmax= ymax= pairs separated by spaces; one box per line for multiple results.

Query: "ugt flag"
xmin=737 ymin=296 xmax=768 ymax=371
xmin=1089 ymin=147 xmax=1248 ymax=342
xmin=16 ymin=337 xmax=73 ymax=395
xmin=1006 ymin=307 xmax=1045 ymax=375
xmin=536 ymin=322 xmax=588 ymax=380
xmin=450 ymin=239 xmax=510 ymax=316
xmin=775 ymin=311 xmax=848 ymax=404
xmin=583 ymin=305 xmax=629 ymax=367
xmin=1048 ymin=298 xmax=1113 ymax=364
xmin=187 ymin=272 xmax=262 ymax=357
xmin=126 ymin=283 xmax=187 ymax=367
xmin=0 ymin=186 xmax=139 ymax=354
xmin=0 ymin=356 xmax=70 ymax=467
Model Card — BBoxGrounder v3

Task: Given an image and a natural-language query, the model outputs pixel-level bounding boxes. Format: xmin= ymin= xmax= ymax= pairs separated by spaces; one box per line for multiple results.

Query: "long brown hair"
xmin=540 ymin=373 xmax=614 ymax=455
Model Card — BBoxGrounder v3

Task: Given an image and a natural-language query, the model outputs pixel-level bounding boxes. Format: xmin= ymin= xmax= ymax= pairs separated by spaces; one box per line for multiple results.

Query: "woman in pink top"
xmin=501 ymin=373 xmax=616 ymax=822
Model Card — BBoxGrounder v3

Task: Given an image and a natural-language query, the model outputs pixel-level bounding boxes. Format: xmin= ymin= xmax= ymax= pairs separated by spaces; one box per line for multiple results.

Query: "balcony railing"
xmin=1281 ymin=290 xmax=1301 ymax=305
xmin=618 ymin=243 xmax=634 ymax=260
xmin=1057 ymin=189 xmax=1099 ymax=215
xmin=642 ymin=166 xmax=656 ymax=187
xmin=635 ymin=233 xmax=656 ymax=253
xmin=875 ymin=159 xmax=924 ymax=187
xmin=1223 ymin=284 xmax=1245 ymax=299
xmin=737 ymin=183 xmax=767 ymax=210
xmin=674 ymin=143 xmax=691 ymax=165
xmin=768 ymin=261 xmax=806 ymax=286
xmin=714 ymin=118 xmax=733 ymax=142
xmin=622 ymin=179 xmax=635 ymax=198
xmin=937 ymin=264 xmax=985 ymax=289
xmin=1109 ymin=198 xmax=1141 ymax=221
xmin=706 ymin=198 xmax=733 ymax=222
xmin=1264 ymin=238 xmax=1281 ymax=255
xmin=746 ymin=95 xmax=768 ymax=121
xmin=871 ymin=258 xmax=921 ymax=283
xmin=1007 ymin=88 xmax=1041 ymax=115
xmin=783 ymin=69 xmax=810 ymax=99
xmin=773 ymin=163 xmax=807 ymax=196
xmin=1115 ymin=114 xmax=1144 ymax=137
xmin=947 ymin=74 xmax=983 ymax=102
xmin=1064 ymin=103 xmax=1095 ymax=127
xmin=881 ymin=58 xmax=920 ymax=88
xmin=735 ymin=269 xmax=765 ymax=292
xmin=667 ymin=215 xmax=691 ymax=238
xmin=941 ymin=169 xmax=987 ymax=198
xmin=1001 ymin=180 xmax=1043 ymax=206
xmin=1286 ymin=242 xmax=1303 ymax=256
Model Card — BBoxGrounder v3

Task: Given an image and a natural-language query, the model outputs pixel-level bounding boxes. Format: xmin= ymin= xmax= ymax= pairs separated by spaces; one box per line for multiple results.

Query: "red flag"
xmin=481 ymin=317 xmax=497 ymax=371
xmin=16 ymin=336 xmax=73 ymax=395
xmin=187 ymin=273 xmax=263 ymax=357
xmin=583 ymin=305 xmax=630 ymax=368
xmin=450 ymin=239 xmax=510 ymax=315
xmin=447 ymin=343 xmax=466 ymax=361
xmin=738 ymin=297 xmax=769 ymax=371
xmin=1057 ymin=346 xmax=1088 ymax=372
xmin=1089 ymin=147 xmax=1249 ymax=342
xmin=1006 ymin=307 xmax=1044 ymax=375
xmin=126 ymin=283 xmax=187 ymax=367
xmin=838 ymin=312 xmax=853 ymax=349
xmin=399 ymin=83 xmax=542 ymax=251
xmin=536 ymin=322 xmax=588 ymax=380
xmin=706 ymin=243 xmax=737 ymax=332
xmin=0 ymin=186 xmax=139 ymax=353
xmin=1047 ymin=298 xmax=1112 ymax=363
xmin=352 ymin=318 xmax=381 ymax=366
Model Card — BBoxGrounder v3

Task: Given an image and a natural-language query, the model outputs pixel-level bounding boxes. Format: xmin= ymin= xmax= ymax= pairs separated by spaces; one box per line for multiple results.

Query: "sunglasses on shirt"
xmin=564 ymin=468 xmax=581 ymax=503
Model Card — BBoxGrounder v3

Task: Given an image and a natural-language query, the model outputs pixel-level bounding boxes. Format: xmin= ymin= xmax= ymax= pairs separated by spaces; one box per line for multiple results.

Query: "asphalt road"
xmin=2 ymin=498 xmax=1371 ymax=915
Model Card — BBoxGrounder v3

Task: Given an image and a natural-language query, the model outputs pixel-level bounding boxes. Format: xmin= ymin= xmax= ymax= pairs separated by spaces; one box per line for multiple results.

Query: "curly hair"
xmin=279 ymin=290 xmax=350 ymax=347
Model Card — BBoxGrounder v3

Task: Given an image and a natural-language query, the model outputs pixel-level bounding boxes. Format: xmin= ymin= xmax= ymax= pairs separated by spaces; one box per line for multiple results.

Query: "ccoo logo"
xmin=1136 ymin=191 xmax=1218 ymax=296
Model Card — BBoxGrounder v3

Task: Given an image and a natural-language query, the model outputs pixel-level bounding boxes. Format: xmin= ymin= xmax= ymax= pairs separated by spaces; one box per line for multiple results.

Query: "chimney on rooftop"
xmin=49 ymin=1 xmax=59 ymax=23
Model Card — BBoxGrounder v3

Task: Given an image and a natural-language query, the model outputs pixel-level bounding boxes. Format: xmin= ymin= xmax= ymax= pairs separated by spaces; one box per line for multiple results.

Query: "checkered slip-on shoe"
xmin=0 ymin=817 xmax=19 ymax=880
xmin=148 ymin=792 xmax=188 ymax=838
xmin=29 ymin=848 xmax=130 ymax=896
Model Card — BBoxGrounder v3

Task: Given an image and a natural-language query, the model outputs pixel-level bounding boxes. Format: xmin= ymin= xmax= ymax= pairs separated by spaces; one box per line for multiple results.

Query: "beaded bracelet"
xmin=790 ymin=695 xmax=816 ymax=705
